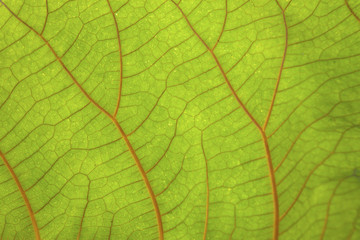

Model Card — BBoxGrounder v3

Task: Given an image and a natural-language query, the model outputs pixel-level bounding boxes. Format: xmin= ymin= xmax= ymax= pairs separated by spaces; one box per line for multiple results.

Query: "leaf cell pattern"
xmin=0 ymin=0 xmax=360 ymax=239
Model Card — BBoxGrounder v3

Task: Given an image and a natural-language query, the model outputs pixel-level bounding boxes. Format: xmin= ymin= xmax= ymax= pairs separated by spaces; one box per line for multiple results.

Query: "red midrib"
xmin=1 ymin=2 xmax=164 ymax=239
xmin=171 ymin=1 xmax=280 ymax=239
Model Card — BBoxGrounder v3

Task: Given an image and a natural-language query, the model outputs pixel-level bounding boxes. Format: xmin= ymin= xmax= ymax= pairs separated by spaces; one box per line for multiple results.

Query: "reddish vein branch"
xmin=345 ymin=0 xmax=360 ymax=23
xmin=106 ymin=0 xmax=124 ymax=117
xmin=201 ymin=132 xmax=210 ymax=240
xmin=1 ymin=2 xmax=163 ymax=239
xmin=212 ymin=0 xmax=227 ymax=51
xmin=0 ymin=150 xmax=40 ymax=240
xmin=263 ymin=2 xmax=288 ymax=131
xmin=77 ymin=177 xmax=90 ymax=240
xmin=279 ymin=128 xmax=349 ymax=221
xmin=171 ymin=1 xmax=279 ymax=239
xmin=320 ymin=179 xmax=345 ymax=240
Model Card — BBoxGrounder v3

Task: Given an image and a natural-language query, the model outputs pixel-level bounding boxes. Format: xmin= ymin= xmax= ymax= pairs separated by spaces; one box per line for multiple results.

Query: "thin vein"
xmin=346 ymin=208 xmax=360 ymax=239
xmin=201 ymin=132 xmax=210 ymax=240
xmin=320 ymin=179 xmax=344 ymax=240
xmin=229 ymin=205 xmax=236 ymax=239
xmin=1 ymin=3 xmax=163 ymax=239
xmin=108 ymin=214 xmax=115 ymax=240
xmin=171 ymin=1 xmax=279 ymax=239
xmin=279 ymin=129 xmax=349 ymax=221
xmin=212 ymin=0 xmax=227 ymax=50
xmin=77 ymin=177 xmax=90 ymax=240
xmin=40 ymin=0 xmax=48 ymax=35
xmin=0 ymin=150 xmax=40 ymax=240
xmin=263 ymin=3 xmax=288 ymax=131
xmin=345 ymin=0 xmax=360 ymax=23
xmin=106 ymin=0 xmax=123 ymax=117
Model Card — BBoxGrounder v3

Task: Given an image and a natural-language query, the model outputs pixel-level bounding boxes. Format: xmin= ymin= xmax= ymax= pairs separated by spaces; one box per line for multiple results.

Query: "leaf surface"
xmin=0 ymin=0 xmax=360 ymax=239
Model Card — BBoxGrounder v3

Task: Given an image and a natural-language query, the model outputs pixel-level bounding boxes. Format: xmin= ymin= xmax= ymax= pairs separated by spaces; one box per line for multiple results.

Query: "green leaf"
xmin=1 ymin=0 xmax=359 ymax=239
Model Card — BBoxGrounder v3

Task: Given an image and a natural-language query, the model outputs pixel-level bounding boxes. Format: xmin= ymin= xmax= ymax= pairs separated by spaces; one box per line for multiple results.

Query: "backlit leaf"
xmin=0 ymin=0 xmax=360 ymax=239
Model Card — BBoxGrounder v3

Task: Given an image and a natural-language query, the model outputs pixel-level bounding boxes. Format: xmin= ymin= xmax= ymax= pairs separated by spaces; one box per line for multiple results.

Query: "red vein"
xmin=347 ymin=208 xmax=360 ymax=240
xmin=111 ymin=120 xmax=163 ymax=240
xmin=263 ymin=2 xmax=288 ymax=131
xmin=77 ymin=176 xmax=90 ymax=240
xmin=108 ymin=214 xmax=115 ymax=240
xmin=212 ymin=0 xmax=227 ymax=51
xmin=263 ymin=138 xmax=279 ymax=240
xmin=320 ymin=179 xmax=344 ymax=240
xmin=0 ymin=150 xmax=40 ymax=240
xmin=229 ymin=205 xmax=237 ymax=239
xmin=201 ymin=132 xmax=210 ymax=240
xmin=345 ymin=0 xmax=360 ymax=23
xmin=274 ymin=101 xmax=339 ymax=172
xmin=280 ymin=129 xmax=348 ymax=221
xmin=284 ymin=0 xmax=293 ymax=11
xmin=40 ymin=0 xmax=48 ymax=35
xmin=106 ymin=0 xmax=123 ymax=117
xmin=2 ymin=3 xmax=163 ymax=239
xmin=171 ymin=1 xmax=279 ymax=239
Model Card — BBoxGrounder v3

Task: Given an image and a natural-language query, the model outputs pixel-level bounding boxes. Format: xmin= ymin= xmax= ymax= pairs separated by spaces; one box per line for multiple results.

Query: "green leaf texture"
xmin=0 ymin=0 xmax=360 ymax=239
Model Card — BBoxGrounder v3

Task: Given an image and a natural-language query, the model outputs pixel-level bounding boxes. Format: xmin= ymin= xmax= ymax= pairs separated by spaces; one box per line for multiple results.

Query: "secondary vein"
xmin=0 ymin=150 xmax=41 ymax=240
xmin=1 ymin=2 xmax=163 ymax=239
xmin=170 ymin=1 xmax=279 ymax=239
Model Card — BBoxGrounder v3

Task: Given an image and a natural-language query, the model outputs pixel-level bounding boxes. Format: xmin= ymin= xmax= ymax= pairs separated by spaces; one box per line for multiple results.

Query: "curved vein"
xmin=106 ymin=0 xmax=123 ymax=118
xmin=279 ymin=128 xmax=350 ymax=221
xmin=201 ymin=132 xmax=210 ymax=240
xmin=263 ymin=2 xmax=288 ymax=131
xmin=1 ymin=2 xmax=163 ymax=239
xmin=212 ymin=0 xmax=227 ymax=51
xmin=170 ymin=1 xmax=279 ymax=239
xmin=345 ymin=0 xmax=360 ymax=23
xmin=0 ymin=150 xmax=40 ymax=240
xmin=320 ymin=179 xmax=345 ymax=240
